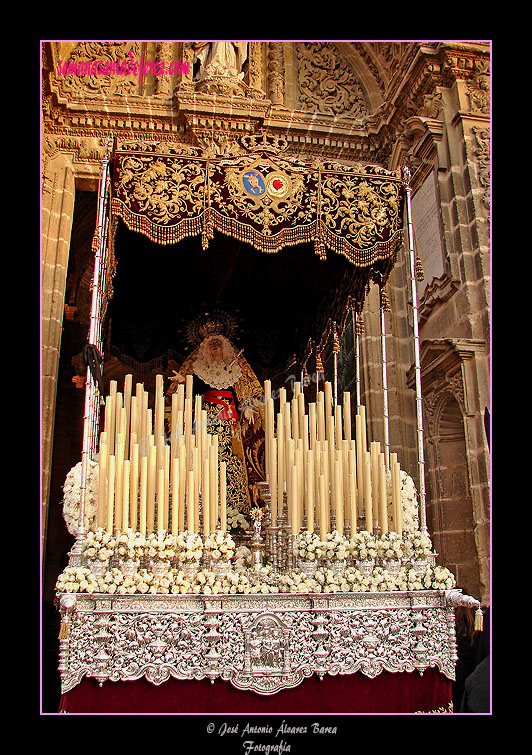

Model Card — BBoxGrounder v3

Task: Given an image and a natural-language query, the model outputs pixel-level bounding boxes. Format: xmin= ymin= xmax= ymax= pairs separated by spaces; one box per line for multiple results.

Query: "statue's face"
xmin=208 ymin=338 xmax=224 ymax=362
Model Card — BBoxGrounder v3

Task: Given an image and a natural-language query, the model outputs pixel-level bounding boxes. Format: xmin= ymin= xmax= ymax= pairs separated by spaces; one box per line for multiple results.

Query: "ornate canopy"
xmin=111 ymin=134 xmax=404 ymax=273
xmin=108 ymin=134 xmax=405 ymax=376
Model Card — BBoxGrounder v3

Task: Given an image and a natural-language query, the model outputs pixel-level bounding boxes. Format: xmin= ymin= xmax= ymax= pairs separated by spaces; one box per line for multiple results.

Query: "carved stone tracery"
xmin=296 ymin=42 xmax=370 ymax=120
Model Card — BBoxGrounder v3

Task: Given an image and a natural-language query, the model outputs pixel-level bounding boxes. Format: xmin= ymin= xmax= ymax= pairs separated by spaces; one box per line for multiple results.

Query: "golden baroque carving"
xmin=470 ymin=126 xmax=490 ymax=211
xmin=296 ymin=42 xmax=369 ymax=120
xmin=53 ymin=41 xmax=141 ymax=98
xmin=466 ymin=60 xmax=490 ymax=114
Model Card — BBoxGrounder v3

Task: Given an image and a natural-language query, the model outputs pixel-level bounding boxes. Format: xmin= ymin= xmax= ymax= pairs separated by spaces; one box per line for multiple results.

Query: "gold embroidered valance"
xmin=110 ymin=136 xmax=404 ymax=275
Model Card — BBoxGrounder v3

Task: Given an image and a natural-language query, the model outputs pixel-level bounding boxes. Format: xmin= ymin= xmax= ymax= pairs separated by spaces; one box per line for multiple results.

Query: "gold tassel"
xmin=415 ymin=253 xmax=425 ymax=282
xmin=59 ymin=620 xmax=70 ymax=640
xmin=474 ymin=607 xmax=483 ymax=632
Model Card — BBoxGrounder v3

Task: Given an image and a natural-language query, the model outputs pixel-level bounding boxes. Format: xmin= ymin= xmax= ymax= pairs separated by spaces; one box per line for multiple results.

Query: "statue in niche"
xmin=192 ymin=42 xmax=248 ymax=82
xmin=167 ymin=316 xmax=265 ymax=533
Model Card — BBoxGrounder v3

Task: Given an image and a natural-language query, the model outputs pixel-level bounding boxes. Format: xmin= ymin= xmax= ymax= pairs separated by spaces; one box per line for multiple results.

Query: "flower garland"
xmin=81 ymin=528 xmax=116 ymax=562
xmin=116 ymin=528 xmax=146 ymax=561
xmin=62 ymin=459 xmax=99 ymax=535
xmin=226 ymin=504 xmax=251 ymax=535
xmin=204 ymin=529 xmax=236 ymax=561
xmin=294 ymin=530 xmax=322 ymax=561
xmin=58 ymin=525 xmax=454 ymax=596
xmin=405 ymin=531 xmax=434 ymax=561
xmin=387 ymin=469 xmax=420 ymax=533
xmin=56 ymin=560 xmax=456 ymax=596
xmin=146 ymin=530 xmax=178 ymax=561
xmin=377 ymin=531 xmax=404 ymax=562
xmin=320 ymin=530 xmax=350 ymax=561
xmin=350 ymin=530 xmax=378 ymax=562
xmin=176 ymin=530 xmax=204 ymax=562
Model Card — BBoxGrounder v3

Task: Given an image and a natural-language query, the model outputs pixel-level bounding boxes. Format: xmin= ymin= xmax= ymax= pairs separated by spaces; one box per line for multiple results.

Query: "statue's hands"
xmin=243 ymin=406 xmax=257 ymax=425
xmin=169 ymin=370 xmax=186 ymax=384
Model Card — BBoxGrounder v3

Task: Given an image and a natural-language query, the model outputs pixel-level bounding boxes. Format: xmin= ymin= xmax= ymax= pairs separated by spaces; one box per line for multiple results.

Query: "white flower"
xmin=62 ymin=459 xmax=99 ymax=535
xmin=205 ymin=530 xmax=235 ymax=561
xmin=81 ymin=528 xmax=116 ymax=561
xmin=55 ymin=566 xmax=98 ymax=594
xmin=350 ymin=531 xmax=378 ymax=561
xmin=176 ymin=530 xmax=203 ymax=562
xmin=294 ymin=530 xmax=323 ymax=561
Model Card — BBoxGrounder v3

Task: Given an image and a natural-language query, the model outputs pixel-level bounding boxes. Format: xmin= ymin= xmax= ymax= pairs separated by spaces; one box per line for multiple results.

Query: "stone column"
xmin=42 ymin=150 xmax=75 ymax=562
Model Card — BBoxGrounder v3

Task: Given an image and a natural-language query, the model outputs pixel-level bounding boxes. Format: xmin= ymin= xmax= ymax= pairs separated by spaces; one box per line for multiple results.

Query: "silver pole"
xmin=76 ymin=138 xmax=112 ymax=546
xmin=353 ymin=308 xmax=361 ymax=411
xmin=380 ymin=304 xmax=390 ymax=470
xmin=333 ymin=322 xmax=339 ymax=406
xmin=403 ymin=167 xmax=427 ymax=533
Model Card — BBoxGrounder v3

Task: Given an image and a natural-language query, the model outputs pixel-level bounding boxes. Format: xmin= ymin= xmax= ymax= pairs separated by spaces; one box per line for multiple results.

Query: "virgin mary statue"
xmin=167 ymin=322 xmax=265 ymax=530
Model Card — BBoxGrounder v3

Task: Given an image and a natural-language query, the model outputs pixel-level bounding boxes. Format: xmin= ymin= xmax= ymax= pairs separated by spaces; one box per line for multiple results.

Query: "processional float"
xmin=55 ymin=136 xmax=481 ymax=705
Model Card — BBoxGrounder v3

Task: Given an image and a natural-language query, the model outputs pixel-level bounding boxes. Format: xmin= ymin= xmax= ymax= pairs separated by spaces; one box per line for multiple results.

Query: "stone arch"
xmin=427 ymin=393 xmax=480 ymax=599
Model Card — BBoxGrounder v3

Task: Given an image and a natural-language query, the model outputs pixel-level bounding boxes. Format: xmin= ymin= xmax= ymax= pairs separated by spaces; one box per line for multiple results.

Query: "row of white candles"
xmin=262 ymin=379 xmax=403 ymax=537
xmin=97 ymin=374 xmax=227 ymax=536
xmin=95 ymin=373 xmax=404 ymax=539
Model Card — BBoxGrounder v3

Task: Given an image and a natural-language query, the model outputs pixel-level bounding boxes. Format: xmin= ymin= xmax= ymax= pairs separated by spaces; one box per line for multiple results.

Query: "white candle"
xmin=335 ymin=405 xmax=342 ymax=449
xmin=115 ymin=434 xmax=125 ymax=532
xmin=309 ymin=403 xmax=317 ymax=449
xmin=98 ymin=434 xmax=108 ymax=528
xmin=390 ymin=452 xmax=399 ymax=532
xmin=363 ymin=451 xmax=373 ymax=533
xmin=356 ymin=414 xmax=365 ymax=504
xmin=124 ymin=374 xmax=133 ymax=458
xmin=379 ymin=453 xmax=388 ymax=534
xmin=170 ymin=392 xmax=178 ymax=459
xmin=343 ymin=392 xmax=352 ymax=441
xmin=178 ymin=449 xmax=186 ymax=532
xmin=176 ymin=381 xmax=185 ymax=416
xmin=276 ymin=412 xmax=285 ymax=512
xmin=139 ymin=454 xmax=147 ymax=535
xmin=211 ymin=436 xmax=219 ymax=531
xmin=164 ymin=445 xmax=170 ymax=531
xmin=130 ymin=395 xmax=138 ymax=454
xmin=130 ymin=443 xmax=139 ymax=530
xmin=334 ymin=457 xmax=343 ymax=534
xmin=122 ymin=459 xmax=130 ymax=531
xmin=349 ymin=471 xmax=357 ymax=534
xmin=319 ymin=474 xmax=327 ymax=539
xmin=306 ymin=459 xmax=314 ymax=533
xmin=317 ymin=393 xmax=325 ymax=441
xmin=348 ymin=443 xmax=357 ymax=533
xmin=371 ymin=442 xmax=380 ymax=529
xmin=220 ymin=462 xmax=227 ymax=531
xmin=171 ymin=455 xmax=179 ymax=536
xmin=106 ymin=454 xmax=115 ymax=535
xmin=193 ymin=447 xmax=200 ymax=532
xmin=359 ymin=405 xmax=367 ymax=454
xmin=324 ymin=381 xmax=333 ymax=415
xmin=394 ymin=461 xmax=403 ymax=535
xmin=157 ymin=466 xmax=165 ymax=533
xmin=291 ymin=465 xmax=299 ymax=534
xmin=147 ymin=444 xmax=157 ymax=533
xmin=270 ymin=437 xmax=278 ymax=525
xmin=202 ymin=454 xmax=210 ymax=537
xmin=187 ymin=468 xmax=195 ymax=532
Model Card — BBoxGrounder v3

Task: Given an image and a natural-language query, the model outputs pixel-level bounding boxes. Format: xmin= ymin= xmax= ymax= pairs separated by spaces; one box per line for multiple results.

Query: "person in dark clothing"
xmin=452 ymin=606 xmax=480 ymax=711
xmin=461 ymin=656 xmax=490 ymax=713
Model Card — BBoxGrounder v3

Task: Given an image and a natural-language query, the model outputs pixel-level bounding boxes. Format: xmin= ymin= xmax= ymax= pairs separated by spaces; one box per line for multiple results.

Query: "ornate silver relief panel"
xmin=58 ymin=591 xmax=457 ymax=695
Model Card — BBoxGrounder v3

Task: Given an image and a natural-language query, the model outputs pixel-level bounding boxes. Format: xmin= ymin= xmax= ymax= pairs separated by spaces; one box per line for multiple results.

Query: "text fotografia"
xmin=56 ymin=52 xmax=190 ymax=82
